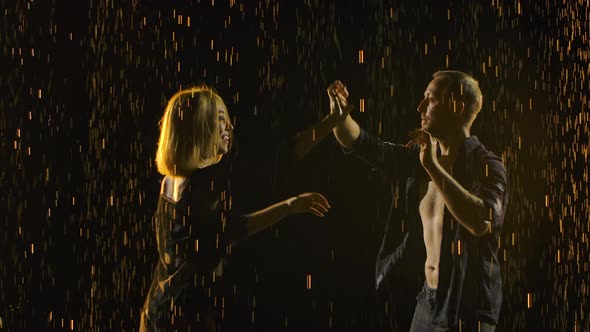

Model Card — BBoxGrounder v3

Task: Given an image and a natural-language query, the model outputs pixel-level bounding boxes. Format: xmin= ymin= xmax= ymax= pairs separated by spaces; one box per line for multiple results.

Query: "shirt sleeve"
xmin=473 ymin=156 xmax=508 ymax=233
xmin=224 ymin=211 xmax=248 ymax=241
xmin=341 ymin=128 xmax=416 ymax=181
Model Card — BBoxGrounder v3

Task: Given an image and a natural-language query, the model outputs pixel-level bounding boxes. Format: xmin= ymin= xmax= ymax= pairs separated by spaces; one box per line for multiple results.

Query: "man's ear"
xmin=453 ymin=99 xmax=465 ymax=115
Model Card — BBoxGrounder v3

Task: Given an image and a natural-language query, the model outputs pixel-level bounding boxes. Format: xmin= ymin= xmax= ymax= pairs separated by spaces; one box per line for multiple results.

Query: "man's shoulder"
xmin=464 ymin=137 xmax=506 ymax=174
xmin=472 ymin=149 xmax=507 ymax=185
xmin=467 ymin=138 xmax=501 ymax=161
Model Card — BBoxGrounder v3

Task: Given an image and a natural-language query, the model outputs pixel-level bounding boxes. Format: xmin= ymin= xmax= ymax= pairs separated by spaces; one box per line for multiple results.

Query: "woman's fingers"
xmin=328 ymin=80 xmax=345 ymax=96
xmin=406 ymin=129 xmax=431 ymax=147
xmin=406 ymin=138 xmax=419 ymax=147
xmin=327 ymin=81 xmax=354 ymax=116
xmin=406 ymin=131 xmax=423 ymax=148
xmin=293 ymin=192 xmax=331 ymax=217
xmin=308 ymin=207 xmax=324 ymax=217
xmin=335 ymin=94 xmax=353 ymax=116
xmin=312 ymin=201 xmax=329 ymax=214
xmin=311 ymin=193 xmax=331 ymax=208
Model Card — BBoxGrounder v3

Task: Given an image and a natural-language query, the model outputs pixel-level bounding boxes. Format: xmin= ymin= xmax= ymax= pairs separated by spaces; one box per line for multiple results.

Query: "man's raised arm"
xmin=329 ymin=80 xmax=360 ymax=148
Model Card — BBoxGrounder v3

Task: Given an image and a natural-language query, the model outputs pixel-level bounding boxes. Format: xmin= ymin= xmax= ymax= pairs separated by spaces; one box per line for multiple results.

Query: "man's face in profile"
xmin=416 ymin=77 xmax=458 ymax=138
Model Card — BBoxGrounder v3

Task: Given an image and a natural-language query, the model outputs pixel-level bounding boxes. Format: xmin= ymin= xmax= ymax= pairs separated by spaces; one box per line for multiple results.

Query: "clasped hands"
xmin=327 ymin=80 xmax=354 ymax=119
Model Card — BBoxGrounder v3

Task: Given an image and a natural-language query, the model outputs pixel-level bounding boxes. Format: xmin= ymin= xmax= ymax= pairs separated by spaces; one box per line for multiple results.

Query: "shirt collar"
xmin=453 ymin=136 xmax=481 ymax=175
xmin=462 ymin=135 xmax=481 ymax=155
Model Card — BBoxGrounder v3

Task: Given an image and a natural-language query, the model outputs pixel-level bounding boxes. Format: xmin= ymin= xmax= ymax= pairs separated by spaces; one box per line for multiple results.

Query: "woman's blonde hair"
xmin=155 ymin=85 xmax=228 ymax=177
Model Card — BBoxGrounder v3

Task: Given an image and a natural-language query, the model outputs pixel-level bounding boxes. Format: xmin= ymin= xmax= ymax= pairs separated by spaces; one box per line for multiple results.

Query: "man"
xmin=327 ymin=71 xmax=508 ymax=331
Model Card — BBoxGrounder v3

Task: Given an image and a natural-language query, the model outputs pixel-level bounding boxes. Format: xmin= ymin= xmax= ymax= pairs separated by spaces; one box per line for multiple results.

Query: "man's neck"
xmin=437 ymin=126 xmax=470 ymax=159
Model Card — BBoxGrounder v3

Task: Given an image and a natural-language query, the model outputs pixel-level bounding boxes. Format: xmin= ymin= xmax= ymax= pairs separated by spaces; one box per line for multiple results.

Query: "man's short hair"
xmin=433 ymin=70 xmax=483 ymax=116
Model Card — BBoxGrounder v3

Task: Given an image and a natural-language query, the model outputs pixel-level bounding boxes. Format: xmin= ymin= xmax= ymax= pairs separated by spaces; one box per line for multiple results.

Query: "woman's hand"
xmin=286 ymin=193 xmax=331 ymax=217
xmin=327 ymin=80 xmax=354 ymax=117
xmin=243 ymin=193 xmax=331 ymax=236
xmin=406 ymin=129 xmax=438 ymax=171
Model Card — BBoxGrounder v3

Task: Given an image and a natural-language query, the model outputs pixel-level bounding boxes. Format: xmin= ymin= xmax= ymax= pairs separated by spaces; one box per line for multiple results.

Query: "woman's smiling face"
xmin=217 ymin=108 xmax=233 ymax=155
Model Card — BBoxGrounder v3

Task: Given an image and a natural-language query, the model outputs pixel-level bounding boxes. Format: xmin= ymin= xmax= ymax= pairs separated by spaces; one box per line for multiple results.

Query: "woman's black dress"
xmin=140 ymin=164 xmax=246 ymax=331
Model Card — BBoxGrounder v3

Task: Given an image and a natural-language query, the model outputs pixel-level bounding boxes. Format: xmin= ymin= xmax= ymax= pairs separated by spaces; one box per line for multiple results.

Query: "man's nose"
xmin=417 ymin=99 xmax=427 ymax=113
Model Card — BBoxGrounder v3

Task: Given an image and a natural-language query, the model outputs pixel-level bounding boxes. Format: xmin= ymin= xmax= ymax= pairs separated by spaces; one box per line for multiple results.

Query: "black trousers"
xmin=409 ymin=283 xmax=496 ymax=332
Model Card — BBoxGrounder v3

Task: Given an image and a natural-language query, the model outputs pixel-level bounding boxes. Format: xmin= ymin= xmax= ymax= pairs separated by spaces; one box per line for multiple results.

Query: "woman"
xmin=140 ymin=85 xmax=330 ymax=331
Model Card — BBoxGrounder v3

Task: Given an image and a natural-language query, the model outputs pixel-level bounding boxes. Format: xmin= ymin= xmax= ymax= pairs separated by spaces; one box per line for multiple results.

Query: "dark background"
xmin=1 ymin=0 xmax=587 ymax=331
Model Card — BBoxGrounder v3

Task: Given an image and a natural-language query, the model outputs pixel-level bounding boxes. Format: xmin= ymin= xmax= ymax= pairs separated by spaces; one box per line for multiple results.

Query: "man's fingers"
xmin=327 ymin=82 xmax=353 ymax=117
xmin=327 ymin=81 xmax=340 ymax=95
xmin=328 ymin=80 xmax=343 ymax=94
xmin=342 ymin=104 xmax=355 ymax=115
xmin=341 ymin=86 xmax=349 ymax=99
xmin=336 ymin=94 xmax=350 ymax=114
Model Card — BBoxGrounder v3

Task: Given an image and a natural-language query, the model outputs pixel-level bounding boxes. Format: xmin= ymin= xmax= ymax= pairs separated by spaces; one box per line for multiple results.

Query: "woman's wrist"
xmin=285 ymin=196 xmax=298 ymax=215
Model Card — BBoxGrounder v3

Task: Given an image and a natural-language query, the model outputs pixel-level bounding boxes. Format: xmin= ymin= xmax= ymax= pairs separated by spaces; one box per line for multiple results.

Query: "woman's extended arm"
xmin=242 ymin=192 xmax=331 ymax=236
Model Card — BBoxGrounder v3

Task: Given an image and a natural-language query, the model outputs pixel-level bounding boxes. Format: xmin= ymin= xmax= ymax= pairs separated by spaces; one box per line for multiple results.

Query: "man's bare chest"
xmin=419 ymin=181 xmax=445 ymax=226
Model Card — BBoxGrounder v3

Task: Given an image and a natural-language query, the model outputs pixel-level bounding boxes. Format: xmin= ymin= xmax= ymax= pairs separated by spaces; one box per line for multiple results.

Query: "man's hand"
xmin=406 ymin=129 xmax=439 ymax=171
xmin=326 ymin=80 xmax=361 ymax=148
xmin=327 ymin=80 xmax=354 ymax=118
xmin=292 ymin=81 xmax=356 ymax=160
xmin=286 ymin=192 xmax=331 ymax=217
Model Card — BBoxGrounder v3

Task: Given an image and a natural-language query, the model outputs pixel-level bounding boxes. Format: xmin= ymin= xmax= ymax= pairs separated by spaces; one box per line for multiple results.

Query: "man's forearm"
xmin=294 ymin=113 xmax=346 ymax=159
xmin=333 ymin=114 xmax=360 ymax=148
xmin=426 ymin=162 xmax=490 ymax=236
